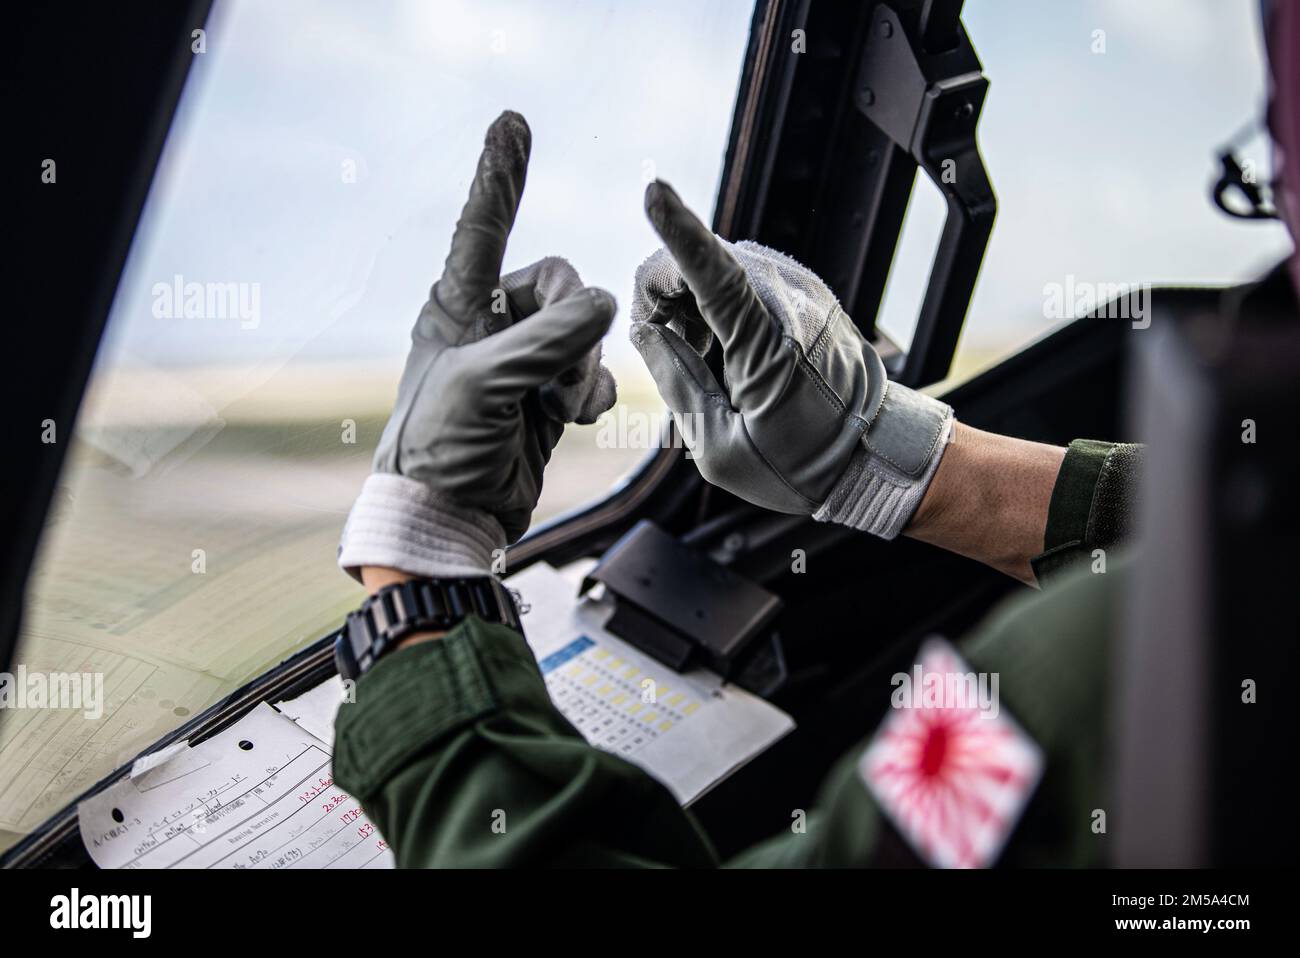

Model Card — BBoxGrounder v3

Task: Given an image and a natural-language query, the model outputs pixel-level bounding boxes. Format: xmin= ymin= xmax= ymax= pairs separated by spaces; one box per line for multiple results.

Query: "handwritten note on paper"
xmin=6 ymin=500 xmax=360 ymax=848
xmin=77 ymin=704 xmax=392 ymax=870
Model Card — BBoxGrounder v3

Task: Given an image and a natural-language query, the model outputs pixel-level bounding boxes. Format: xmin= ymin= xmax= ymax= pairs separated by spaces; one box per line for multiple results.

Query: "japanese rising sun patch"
xmin=859 ymin=638 xmax=1044 ymax=868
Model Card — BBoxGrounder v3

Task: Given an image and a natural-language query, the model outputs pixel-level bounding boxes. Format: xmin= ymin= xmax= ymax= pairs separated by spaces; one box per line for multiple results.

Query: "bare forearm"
xmin=904 ymin=422 xmax=1065 ymax=586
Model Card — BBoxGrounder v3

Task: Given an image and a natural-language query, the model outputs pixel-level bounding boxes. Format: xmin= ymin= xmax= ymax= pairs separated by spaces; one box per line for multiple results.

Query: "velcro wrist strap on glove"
xmin=630 ymin=220 xmax=954 ymax=538
xmin=338 ymin=473 xmax=505 ymax=581
xmin=815 ymin=387 xmax=954 ymax=539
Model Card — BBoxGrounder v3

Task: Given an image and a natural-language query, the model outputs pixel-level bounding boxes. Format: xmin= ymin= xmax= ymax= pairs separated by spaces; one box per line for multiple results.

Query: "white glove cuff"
xmin=814 ymin=385 xmax=954 ymax=540
xmin=338 ymin=473 xmax=506 ymax=582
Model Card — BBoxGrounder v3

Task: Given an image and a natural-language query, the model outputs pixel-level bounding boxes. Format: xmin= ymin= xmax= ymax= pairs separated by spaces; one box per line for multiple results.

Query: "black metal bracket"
xmin=580 ymin=520 xmax=783 ymax=677
xmin=853 ymin=0 xmax=996 ymax=387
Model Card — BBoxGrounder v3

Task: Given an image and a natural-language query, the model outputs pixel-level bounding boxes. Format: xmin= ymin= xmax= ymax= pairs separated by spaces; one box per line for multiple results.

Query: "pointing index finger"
xmin=437 ymin=111 xmax=532 ymax=323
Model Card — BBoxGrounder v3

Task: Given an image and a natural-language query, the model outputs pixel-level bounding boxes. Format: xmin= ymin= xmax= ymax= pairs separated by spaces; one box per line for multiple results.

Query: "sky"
xmin=100 ymin=0 xmax=754 ymax=410
xmin=99 ymin=0 xmax=1294 ymax=405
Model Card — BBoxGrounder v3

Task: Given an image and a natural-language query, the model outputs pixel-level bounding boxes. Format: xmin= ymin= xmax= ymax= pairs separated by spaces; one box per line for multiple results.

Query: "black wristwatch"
xmin=334 ymin=576 xmax=522 ymax=681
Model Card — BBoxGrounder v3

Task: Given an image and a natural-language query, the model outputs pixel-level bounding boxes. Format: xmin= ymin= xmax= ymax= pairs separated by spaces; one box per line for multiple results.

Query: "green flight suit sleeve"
xmin=332 ymin=439 xmax=1139 ymax=869
xmin=1031 ymin=439 xmax=1143 ymax=584
xmin=729 ymin=439 xmax=1141 ymax=868
xmin=332 ymin=615 xmax=718 ymax=868
xmin=727 ymin=554 xmax=1120 ymax=868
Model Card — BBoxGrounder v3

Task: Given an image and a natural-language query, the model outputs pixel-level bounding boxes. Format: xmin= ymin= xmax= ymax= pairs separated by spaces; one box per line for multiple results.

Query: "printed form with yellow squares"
xmin=509 ymin=562 xmax=794 ymax=805
xmin=541 ymin=635 xmax=703 ymax=755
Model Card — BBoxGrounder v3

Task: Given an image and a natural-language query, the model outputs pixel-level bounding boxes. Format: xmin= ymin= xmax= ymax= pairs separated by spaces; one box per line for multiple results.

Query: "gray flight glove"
xmin=630 ymin=180 xmax=953 ymax=539
xmin=339 ymin=112 xmax=617 ymax=580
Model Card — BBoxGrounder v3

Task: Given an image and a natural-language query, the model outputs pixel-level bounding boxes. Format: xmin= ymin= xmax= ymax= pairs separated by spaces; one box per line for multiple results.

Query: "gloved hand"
xmin=630 ymin=180 xmax=952 ymax=539
xmin=339 ymin=112 xmax=617 ymax=579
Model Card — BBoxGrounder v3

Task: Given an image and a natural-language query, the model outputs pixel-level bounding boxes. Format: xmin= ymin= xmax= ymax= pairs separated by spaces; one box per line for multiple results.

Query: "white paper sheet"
xmin=274 ymin=675 xmax=348 ymax=749
xmin=508 ymin=563 xmax=795 ymax=806
xmin=272 ymin=561 xmax=794 ymax=807
xmin=78 ymin=704 xmax=392 ymax=870
xmin=3 ymin=495 xmax=361 ymax=849
xmin=77 ymin=559 xmax=792 ymax=868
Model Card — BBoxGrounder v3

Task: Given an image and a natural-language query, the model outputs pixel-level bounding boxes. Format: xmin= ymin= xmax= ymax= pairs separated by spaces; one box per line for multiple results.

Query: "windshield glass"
xmin=0 ymin=0 xmax=753 ymax=851
xmin=879 ymin=0 xmax=1293 ymax=379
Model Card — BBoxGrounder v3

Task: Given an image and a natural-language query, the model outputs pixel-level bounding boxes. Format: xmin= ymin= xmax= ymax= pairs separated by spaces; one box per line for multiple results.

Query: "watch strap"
xmin=335 ymin=577 xmax=521 ymax=680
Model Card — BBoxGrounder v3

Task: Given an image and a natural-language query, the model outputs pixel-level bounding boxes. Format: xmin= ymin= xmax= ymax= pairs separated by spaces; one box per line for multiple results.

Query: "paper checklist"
xmin=78 ymin=562 xmax=794 ymax=866
xmin=78 ymin=704 xmax=392 ymax=870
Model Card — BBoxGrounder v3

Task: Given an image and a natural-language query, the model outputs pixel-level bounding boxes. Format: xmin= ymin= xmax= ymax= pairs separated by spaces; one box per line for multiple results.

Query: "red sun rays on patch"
xmin=860 ymin=639 xmax=1044 ymax=869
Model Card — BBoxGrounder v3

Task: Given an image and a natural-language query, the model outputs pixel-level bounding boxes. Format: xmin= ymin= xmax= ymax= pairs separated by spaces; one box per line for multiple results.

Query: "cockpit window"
xmin=880 ymin=0 xmax=1293 ymax=381
xmin=0 ymin=0 xmax=753 ymax=850
xmin=8 ymin=0 xmax=1290 ymax=855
